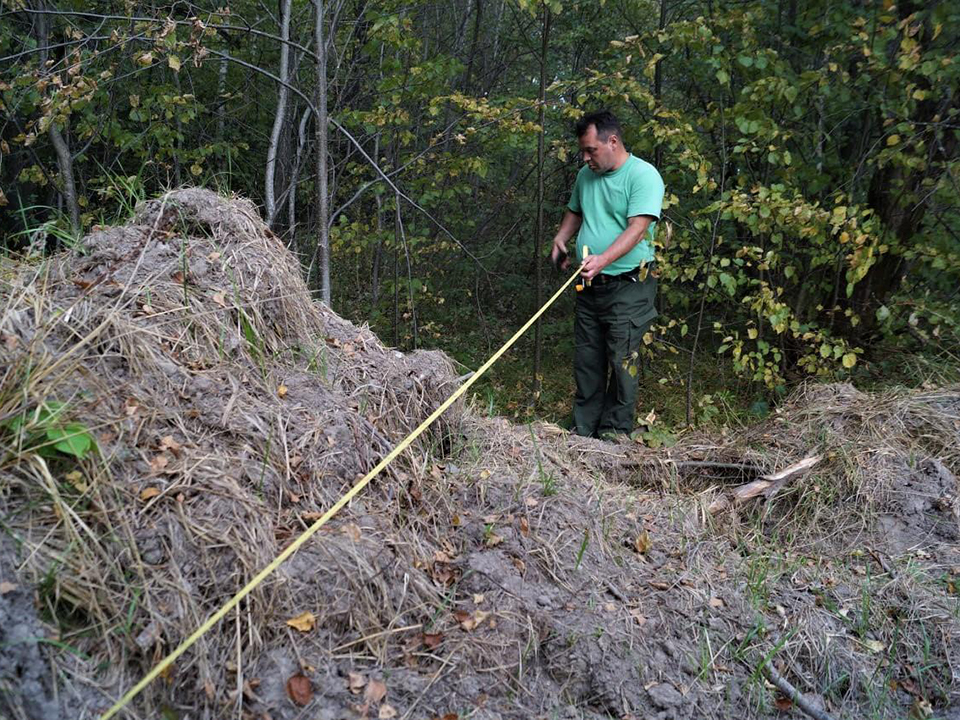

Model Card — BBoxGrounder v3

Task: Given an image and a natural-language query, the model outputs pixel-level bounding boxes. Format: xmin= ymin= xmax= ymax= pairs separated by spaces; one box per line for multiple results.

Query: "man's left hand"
xmin=580 ymin=253 xmax=609 ymax=281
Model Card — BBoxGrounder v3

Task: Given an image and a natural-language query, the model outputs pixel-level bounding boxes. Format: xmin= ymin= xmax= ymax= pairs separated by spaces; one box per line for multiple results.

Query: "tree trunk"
xmin=287 ymin=106 xmax=312 ymax=251
xmin=654 ymin=0 xmax=667 ymax=169
xmin=266 ymin=0 xmax=293 ymax=227
xmin=313 ymin=0 xmax=331 ymax=304
xmin=34 ymin=2 xmax=79 ymax=233
xmin=531 ymin=4 xmax=551 ymax=405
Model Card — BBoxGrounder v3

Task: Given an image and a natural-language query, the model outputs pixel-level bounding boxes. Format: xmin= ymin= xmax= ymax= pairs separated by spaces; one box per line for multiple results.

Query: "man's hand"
xmin=579 ymin=252 xmax=609 ymax=280
xmin=550 ymin=241 xmax=571 ymax=270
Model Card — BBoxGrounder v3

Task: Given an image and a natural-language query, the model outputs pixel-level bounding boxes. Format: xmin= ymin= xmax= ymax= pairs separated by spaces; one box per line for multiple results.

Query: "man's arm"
xmin=579 ymin=214 xmax=654 ymax=280
xmin=550 ymin=209 xmax=582 ymax=270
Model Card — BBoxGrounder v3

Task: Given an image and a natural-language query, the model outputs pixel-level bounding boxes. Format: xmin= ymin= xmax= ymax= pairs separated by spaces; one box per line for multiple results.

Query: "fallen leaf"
xmin=511 ymin=557 xmax=526 ymax=574
xmin=774 ymin=696 xmax=793 ymax=711
xmin=863 ymin=639 xmax=885 ymax=653
xmin=203 ymin=679 xmax=215 ymax=699
xmin=286 ymin=611 xmax=316 ymax=632
xmin=207 ymin=251 xmax=221 ymax=262
xmin=635 ymin=530 xmax=652 ymax=554
xmin=379 ymin=705 xmax=397 ymax=719
xmin=708 ymin=597 xmax=725 ymax=609
xmin=65 ymin=470 xmax=88 ymax=492
xmin=485 ymin=533 xmax=503 ymax=547
xmin=910 ymin=698 xmax=933 ymax=719
xmin=342 ymin=523 xmax=362 ymax=541
xmin=347 ymin=671 xmax=366 ymax=694
xmin=125 ymin=398 xmax=140 ymax=416
xmin=422 ymin=632 xmax=443 ymax=649
xmin=456 ymin=609 xmax=489 ymax=631
xmin=277 ymin=384 xmax=288 ymax=398
xmin=473 ymin=593 xmax=485 ymax=605
xmin=603 ymin=602 xmax=617 ymax=612
xmin=159 ymin=435 xmax=181 ymax=454
xmin=899 ymin=678 xmax=919 ymax=696
xmin=1 ymin=333 xmax=17 ymax=351
xmin=0 ymin=582 xmax=17 ymax=595
xmin=524 ymin=496 xmax=538 ymax=507
xmin=519 ymin=517 xmax=529 ymax=536
xmin=365 ymin=678 xmax=387 ymax=705
xmin=140 ymin=487 xmax=162 ymax=501
xmin=150 ymin=454 xmax=170 ymax=472
xmin=286 ymin=674 xmax=312 ymax=706
xmin=629 ymin=609 xmax=647 ymax=626
xmin=649 ymin=581 xmax=669 ymax=590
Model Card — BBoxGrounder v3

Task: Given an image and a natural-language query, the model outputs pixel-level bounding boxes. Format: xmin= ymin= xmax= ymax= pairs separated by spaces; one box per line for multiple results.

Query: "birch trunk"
xmin=265 ymin=0 xmax=293 ymax=227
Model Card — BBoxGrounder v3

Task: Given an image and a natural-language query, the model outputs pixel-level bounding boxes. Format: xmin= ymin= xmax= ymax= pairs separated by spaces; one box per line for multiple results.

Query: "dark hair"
xmin=575 ymin=110 xmax=623 ymax=141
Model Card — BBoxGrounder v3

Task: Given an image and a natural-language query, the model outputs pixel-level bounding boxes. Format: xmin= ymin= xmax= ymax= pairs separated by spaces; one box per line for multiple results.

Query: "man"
xmin=550 ymin=110 xmax=664 ymax=438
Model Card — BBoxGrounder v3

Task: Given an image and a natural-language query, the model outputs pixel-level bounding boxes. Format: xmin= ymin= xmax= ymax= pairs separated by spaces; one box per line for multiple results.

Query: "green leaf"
xmin=876 ymin=305 xmax=891 ymax=322
xmin=716 ymin=69 xmax=730 ymax=85
xmin=719 ymin=272 xmax=736 ymax=295
xmin=842 ymin=353 xmax=857 ymax=369
xmin=47 ymin=423 xmax=93 ymax=459
xmin=737 ymin=55 xmax=753 ymax=67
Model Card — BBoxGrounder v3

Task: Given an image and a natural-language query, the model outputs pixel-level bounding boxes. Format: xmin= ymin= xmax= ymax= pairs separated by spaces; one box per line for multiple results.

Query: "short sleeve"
xmin=566 ymin=172 xmax=582 ymax=214
xmin=627 ymin=164 xmax=664 ymax=220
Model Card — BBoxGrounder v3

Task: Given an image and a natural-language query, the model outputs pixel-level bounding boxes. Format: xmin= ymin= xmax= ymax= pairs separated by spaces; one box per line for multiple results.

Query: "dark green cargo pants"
xmin=573 ymin=273 xmax=657 ymax=438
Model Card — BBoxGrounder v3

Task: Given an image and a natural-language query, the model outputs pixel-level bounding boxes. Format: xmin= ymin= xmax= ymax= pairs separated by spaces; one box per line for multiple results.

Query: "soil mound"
xmin=2 ymin=189 xmax=958 ymax=720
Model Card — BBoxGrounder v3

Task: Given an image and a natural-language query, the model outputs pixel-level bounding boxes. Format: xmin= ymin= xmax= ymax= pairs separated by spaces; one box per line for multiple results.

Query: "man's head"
xmin=575 ymin=110 xmax=627 ymax=174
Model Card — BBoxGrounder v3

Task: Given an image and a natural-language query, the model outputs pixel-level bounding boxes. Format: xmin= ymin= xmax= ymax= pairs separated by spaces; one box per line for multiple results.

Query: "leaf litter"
xmin=0 ymin=188 xmax=957 ymax=719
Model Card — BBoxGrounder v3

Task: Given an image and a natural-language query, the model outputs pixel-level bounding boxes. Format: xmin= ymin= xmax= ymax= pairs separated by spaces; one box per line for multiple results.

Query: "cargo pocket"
xmin=622 ymin=315 xmax=649 ymax=379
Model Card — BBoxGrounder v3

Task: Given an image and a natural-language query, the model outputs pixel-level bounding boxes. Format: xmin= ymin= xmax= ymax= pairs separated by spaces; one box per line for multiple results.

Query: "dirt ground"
xmin=1 ymin=189 xmax=958 ymax=720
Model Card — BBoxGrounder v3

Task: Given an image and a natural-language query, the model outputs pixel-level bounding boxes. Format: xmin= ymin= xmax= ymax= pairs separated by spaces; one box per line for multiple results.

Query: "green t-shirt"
xmin=566 ymin=154 xmax=665 ymax=274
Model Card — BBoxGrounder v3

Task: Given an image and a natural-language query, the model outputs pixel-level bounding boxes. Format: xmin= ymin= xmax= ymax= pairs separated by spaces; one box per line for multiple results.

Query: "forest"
xmin=2 ymin=3 xmax=960 ymax=719
xmin=2 ymin=0 xmax=957 ymax=426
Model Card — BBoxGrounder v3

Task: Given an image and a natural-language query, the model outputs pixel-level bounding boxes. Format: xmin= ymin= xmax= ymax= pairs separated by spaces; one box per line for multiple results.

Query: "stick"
xmin=708 ymin=455 xmax=822 ymax=514
xmin=763 ymin=662 xmax=836 ymax=720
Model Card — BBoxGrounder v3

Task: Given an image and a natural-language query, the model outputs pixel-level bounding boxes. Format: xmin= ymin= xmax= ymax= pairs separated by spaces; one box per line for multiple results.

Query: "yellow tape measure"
xmin=100 ymin=267 xmax=583 ymax=719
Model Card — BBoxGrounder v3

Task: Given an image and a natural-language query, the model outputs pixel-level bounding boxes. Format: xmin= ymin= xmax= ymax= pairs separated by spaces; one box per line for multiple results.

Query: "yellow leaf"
xmin=747 ymin=328 xmax=758 ymax=339
xmin=842 ymin=353 xmax=857 ymax=368
xmin=635 ymin=529 xmax=651 ymax=554
xmin=277 ymin=384 xmax=288 ymax=398
xmin=140 ymin=487 xmax=161 ymax=501
xmin=378 ymin=704 xmax=397 ymax=719
xmin=65 ymin=470 xmax=88 ymax=492
xmin=886 ymin=134 xmax=900 ymax=146
xmin=863 ymin=638 xmax=885 ymax=653
xmin=286 ymin=611 xmax=316 ymax=632
xmin=190 ymin=163 xmax=203 ymax=176
xmin=168 ymin=55 xmax=181 ymax=72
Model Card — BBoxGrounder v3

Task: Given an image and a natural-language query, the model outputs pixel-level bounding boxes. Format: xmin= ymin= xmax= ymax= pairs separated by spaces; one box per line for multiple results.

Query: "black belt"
xmin=589 ymin=267 xmax=641 ymax=286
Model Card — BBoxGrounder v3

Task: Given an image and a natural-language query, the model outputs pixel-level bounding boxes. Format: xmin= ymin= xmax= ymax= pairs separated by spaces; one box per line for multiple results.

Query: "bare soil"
xmin=1 ymin=189 xmax=958 ymax=720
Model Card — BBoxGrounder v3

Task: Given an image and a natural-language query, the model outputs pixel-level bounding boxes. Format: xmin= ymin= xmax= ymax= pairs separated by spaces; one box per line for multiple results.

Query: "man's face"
xmin=579 ymin=124 xmax=618 ymax=174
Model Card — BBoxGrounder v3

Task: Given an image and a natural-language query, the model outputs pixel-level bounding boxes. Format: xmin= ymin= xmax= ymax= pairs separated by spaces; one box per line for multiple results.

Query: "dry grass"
xmin=1 ymin=188 xmax=957 ymax=720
